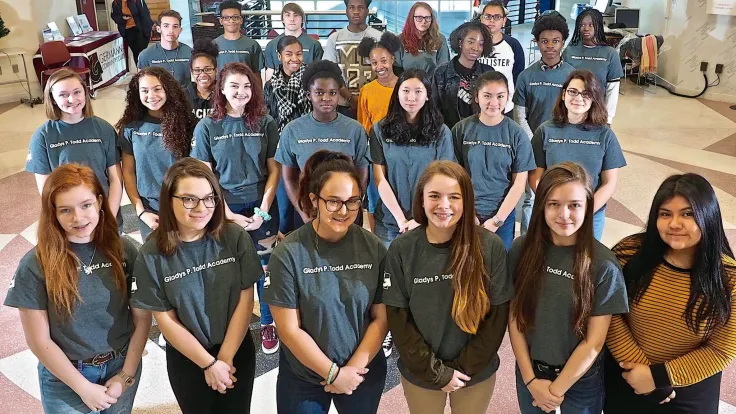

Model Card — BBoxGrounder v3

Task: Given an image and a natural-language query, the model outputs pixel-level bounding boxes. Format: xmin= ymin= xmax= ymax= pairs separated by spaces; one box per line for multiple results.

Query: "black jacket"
xmin=111 ymin=0 xmax=154 ymax=38
xmin=432 ymin=57 xmax=495 ymax=129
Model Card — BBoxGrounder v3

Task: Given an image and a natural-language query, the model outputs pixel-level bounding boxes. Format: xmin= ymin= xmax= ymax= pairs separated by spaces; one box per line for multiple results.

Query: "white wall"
xmin=619 ymin=0 xmax=667 ymax=35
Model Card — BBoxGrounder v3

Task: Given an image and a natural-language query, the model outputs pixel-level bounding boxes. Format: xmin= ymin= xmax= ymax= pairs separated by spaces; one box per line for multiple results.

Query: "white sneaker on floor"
xmin=382 ymin=331 xmax=393 ymax=357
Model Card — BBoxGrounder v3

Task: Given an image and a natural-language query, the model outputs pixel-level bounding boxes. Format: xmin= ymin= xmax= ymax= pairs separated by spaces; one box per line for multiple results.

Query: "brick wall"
xmin=146 ymin=0 xmax=171 ymax=22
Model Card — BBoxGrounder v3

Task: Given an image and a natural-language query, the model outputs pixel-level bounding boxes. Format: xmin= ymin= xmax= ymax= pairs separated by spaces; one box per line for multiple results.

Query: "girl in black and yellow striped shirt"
xmin=605 ymin=173 xmax=736 ymax=413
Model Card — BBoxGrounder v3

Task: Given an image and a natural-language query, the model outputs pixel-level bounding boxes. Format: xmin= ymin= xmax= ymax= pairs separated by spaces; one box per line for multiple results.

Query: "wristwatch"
xmin=491 ymin=216 xmax=504 ymax=227
xmin=118 ymin=370 xmax=135 ymax=387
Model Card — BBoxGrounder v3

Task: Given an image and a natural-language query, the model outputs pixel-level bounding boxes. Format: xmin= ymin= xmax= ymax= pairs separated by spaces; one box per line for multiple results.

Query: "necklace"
xmin=159 ymin=43 xmax=180 ymax=77
xmin=81 ymin=246 xmax=97 ymax=275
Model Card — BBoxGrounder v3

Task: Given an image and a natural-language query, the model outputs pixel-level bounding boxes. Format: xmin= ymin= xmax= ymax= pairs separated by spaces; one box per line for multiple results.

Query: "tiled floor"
xmin=1 ymin=64 xmax=736 ymax=414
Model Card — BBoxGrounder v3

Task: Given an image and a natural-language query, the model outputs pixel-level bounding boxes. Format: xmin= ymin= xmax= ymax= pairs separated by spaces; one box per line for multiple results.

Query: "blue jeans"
xmin=39 ymin=352 xmax=142 ymax=414
xmin=520 ymin=183 xmax=534 ymax=236
xmin=515 ymin=358 xmax=604 ymax=414
xmin=481 ymin=209 xmax=516 ymax=251
xmin=276 ymin=351 xmax=387 ymax=414
xmin=373 ymin=220 xmax=401 ymax=248
xmin=277 ymin=176 xmax=304 ymax=234
xmin=367 ymin=167 xmax=379 ymax=214
xmin=593 ymin=206 xmax=606 ymax=241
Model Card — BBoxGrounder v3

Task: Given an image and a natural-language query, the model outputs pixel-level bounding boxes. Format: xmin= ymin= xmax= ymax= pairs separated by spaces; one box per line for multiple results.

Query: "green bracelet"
xmin=254 ymin=207 xmax=271 ymax=221
xmin=326 ymin=362 xmax=337 ymax=385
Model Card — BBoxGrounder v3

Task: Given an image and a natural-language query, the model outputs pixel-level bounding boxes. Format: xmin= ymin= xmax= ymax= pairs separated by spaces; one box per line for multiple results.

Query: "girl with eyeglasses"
xmin=117 ymin=67 xmax=197 ymax=240
xmin=191 ymin=62 xmax=281 ymax=355
xmin=186 ymin=40 xmax=219 ymax=120
xmin=5 ymin=164 xmax=150 ymax=414
xmin=383 ymin=161 xmax=512 ymax=414
xmin=529 ymin=70 xmax=626 ymax=241
xmin=263 ymin=150 xmax=388 ymax=414
xmin=509 ymin=162 xmax=628 ymax=414
xmin=605 ymin=174 xmax=736 ymax=414
xmin=395 ymin=2 xmax=449 ymax=75
xmin=563 ymin=8 xmax=624 ymax=124
xmin=130 ymin=158 xmax=263 ymax=414
xmin=433 ymin=21 xmax=494 ymax=129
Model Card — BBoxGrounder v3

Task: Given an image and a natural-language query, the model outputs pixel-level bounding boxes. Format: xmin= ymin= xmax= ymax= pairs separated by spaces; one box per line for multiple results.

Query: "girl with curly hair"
xmin=433 ymin=20 xmax=494 ymax=129
xmin=396 ymin=2 xmax=449 ymax=75
xmin=186 ymin=39 xmax=219 ymax=120
xmin=117 ymin=66 xmax=196 ymax=240
xmin=191 ymin=62 xmax=281 ymax=354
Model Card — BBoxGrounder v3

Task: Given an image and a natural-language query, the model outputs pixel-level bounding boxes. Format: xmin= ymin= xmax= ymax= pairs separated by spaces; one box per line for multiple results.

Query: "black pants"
xmin=604 ymin=352 xmax=722 ymax=414
xmin=124 ymin=26 xmax=149 ymax=64
xmin=166 ymin=333 xmax=256 ymax=414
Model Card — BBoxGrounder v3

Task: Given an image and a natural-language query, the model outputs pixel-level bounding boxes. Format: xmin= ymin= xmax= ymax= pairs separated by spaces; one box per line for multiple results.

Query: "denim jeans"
xmin=481 ymin=209 xmax=516 ymax=251
xmin=367 ymin=167 xmax=379 ymax=214
xmin=515 ymin=357 xmax=604 ymax=414
xmin=276 ymin=351 xmax=387 ymax=414
xmin=520 ymin=183 xmax=534 ymax=236
xmin=277 ymin=176 xmax=304 ymax=234
xmin=373 ymin=220 xmax=402 ymax=249
xmin=593 ymin=207 xmax=606 ymax=241
xmin=39 ymin=352 xmax=142 ymax=414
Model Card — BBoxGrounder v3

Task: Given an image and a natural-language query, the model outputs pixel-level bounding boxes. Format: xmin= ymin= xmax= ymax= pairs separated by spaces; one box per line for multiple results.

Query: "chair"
xmin=39 ymin=41 xmax=92 ymax=95
xmin=528 ymin=39 xmax=539 ymax=64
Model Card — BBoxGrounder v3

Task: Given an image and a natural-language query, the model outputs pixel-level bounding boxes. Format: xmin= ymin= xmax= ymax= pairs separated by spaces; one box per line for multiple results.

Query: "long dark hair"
xmin=379 ymin=69 xmax=444 ymax=146
xmin=115 ymin=67 xmax=196 ymax=158
xmin=552 ymin=70 xmax=608 ymax=129
xmin=513 ymin=162 xmax=596 ymax=338
xmin=619 ymin=174 xmax=734 ymax=336
xmin=210 ymin=62 xmax=267 ymax=129
xmin=412 ymin=161 xmax=490 ymax=334
xmin=570 ymin=8 xmax=607 ymax=46
xmin=297 ymin=150 xmax=361 ymax=219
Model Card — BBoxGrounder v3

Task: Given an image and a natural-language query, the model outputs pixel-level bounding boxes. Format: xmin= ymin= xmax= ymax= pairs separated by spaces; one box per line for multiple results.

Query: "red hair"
xmin=401 ymin=2 xmax=442 ymax=56
xmin=210 ymin=62 xmax=267 ymax=130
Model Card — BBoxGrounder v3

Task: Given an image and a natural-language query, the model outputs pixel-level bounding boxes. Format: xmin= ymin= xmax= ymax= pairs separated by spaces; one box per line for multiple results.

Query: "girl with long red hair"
xmin=5 ymin=164 xmax=151 ymax=414
xmin=396 ymin=2 xmax=449 ymax=75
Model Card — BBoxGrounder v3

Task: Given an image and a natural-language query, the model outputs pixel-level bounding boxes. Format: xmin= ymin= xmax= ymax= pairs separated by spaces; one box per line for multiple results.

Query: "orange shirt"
xmin=358 ymin=79 xmax=395 ymax=133
xmin=122 ymin=0 xmax=136 ymax=29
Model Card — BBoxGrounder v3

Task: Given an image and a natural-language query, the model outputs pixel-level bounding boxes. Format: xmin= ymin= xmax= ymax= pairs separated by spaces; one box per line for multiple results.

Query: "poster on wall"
xmin=707 ymin=0 xmax=736 ymax=15
xmin=86 ymin=36 xmax=126 ymax=88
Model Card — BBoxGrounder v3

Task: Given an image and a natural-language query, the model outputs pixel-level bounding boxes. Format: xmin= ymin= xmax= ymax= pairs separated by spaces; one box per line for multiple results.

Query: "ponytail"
xmin=297 ymin=150 xmax=361 ymax=218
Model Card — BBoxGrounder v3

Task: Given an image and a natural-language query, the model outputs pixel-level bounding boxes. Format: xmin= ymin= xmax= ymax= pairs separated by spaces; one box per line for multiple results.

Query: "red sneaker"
xmin=261 ymin=324 xmax=280 ymax=354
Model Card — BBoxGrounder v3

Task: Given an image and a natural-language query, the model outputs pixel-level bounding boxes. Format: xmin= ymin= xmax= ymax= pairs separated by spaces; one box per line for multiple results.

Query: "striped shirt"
xmin=606 ymin=235 xmax=736 ymax=387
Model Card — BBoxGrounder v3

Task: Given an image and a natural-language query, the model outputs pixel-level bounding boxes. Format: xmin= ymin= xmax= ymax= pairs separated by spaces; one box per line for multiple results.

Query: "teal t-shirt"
xmin=395 ymin=33 xmax=450 ymax=75
xmin=137 ymin=43 xmax=193 ymax=87
xmin=265 ymin=32 xmax=323 ymax=69
xmin=513 ymin=60 xmax=576 ymax=134
xmin=214 ymin=35 xmax=265 ymax=71
xmin=562 ymin=44 xmax=624 ymax=92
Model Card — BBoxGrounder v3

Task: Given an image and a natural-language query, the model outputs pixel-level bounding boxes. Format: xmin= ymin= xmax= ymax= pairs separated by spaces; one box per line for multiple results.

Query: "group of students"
xmin=5 ymin=1 xmax=736 ymax=414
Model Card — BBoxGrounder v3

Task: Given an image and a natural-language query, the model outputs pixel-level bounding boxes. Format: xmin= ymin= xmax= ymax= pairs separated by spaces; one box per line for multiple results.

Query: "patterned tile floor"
xmin=0 ymin=75 xmax=735 ymax=413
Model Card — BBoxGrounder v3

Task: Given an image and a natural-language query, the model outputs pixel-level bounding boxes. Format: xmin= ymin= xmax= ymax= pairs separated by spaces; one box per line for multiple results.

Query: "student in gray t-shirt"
xmin=382 ymin=161 xmax=512 ymax=411
xmin=214 ymin=2 xmax=265 ymax=82
xmin=263 ymin=150 xmax=388 ymax=413
xmin=4 ymin=164 xmax=150 ymax=414
xmin=26 ymin=68 xmax=123 ymax=224
xmin=369 ymin=69 xmax=455 ymax=247
xmin=137 ymin=10 xmax=193 ymax=87
xmin=508 ymin=162 xmax=628 ymax=414
xmin=130 ymin=158 xmax=263 ymax=413
xmin=453 ymin=72 xmax=535 ymax=250
xmin=117 ymin=67 xmax=196 ymax=240
xmin=275 ymin=60 xmax=370 ymax=227
xmin=530 ymin=71 xmax=627 ymax=240
xmin=394 ymin=3 xmax=449 ymax=75
xmin=264 ymin=3 xmax=324 ymax=83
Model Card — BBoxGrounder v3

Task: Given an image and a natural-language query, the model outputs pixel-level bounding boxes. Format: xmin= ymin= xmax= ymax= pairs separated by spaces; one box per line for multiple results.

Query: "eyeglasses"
xmin=481 ymin=13 xmax=505 ymax=22
xmin=413 ymin=15 xmax=433 ymax=23
xmin=192 ymin=67 xmax=216 ymax=75
xmin=318 ymin=195 xmax=363 ymax=212
xmin=565 ymin=88 xmax=593 ymax=101
xmin=221 ymin=15 xmax=242 ymax=22
xmin=172 ymin=195 xmax=218 ymax=209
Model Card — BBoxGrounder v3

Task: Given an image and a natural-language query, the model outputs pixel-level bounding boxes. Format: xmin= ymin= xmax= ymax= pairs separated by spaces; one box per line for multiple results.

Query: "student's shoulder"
xmin=180 ymin=42 xmax=193 ymax=53
xmin=509 ymin=234 xmax=526 ymax=255
xmin=137 ymin=236 xmax=161 ymax=258
xmin=365 ymin=27 xmax=383 ymax=40
xmin=389 ymin=227 xmax=423 ymax=252
xmin=34 ymin=119 xmax=60 ymax=136
xmin=138 ymin=44 xmax=156 ymax=57
xmin=478 ymin=228 xmax=506 ymax=253
xmin=503 ymin=33 xmax=523 ymax=48
xmin=453 ymin=114 xmax=478 ymax=131
xmin=16 ymin=247 xmax=41 ymax=276
xmin=337 ymin=113 xmax=365 ymax=130
xmin=560 ymin=61 xmax=576 ymax=72
xmin=121 ymin=237 xmax=140 ymax=260
xmin=593 ymin=239 xmax=623 ymax=278
xmin=351 ymin=225 xmax=388 ymax=255
xmin=221 ymin=222 xmax=251 ymax=248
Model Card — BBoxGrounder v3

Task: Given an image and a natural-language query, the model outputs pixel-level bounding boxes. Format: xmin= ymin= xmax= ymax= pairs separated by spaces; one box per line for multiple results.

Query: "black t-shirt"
xmin=453 ymin=59 xmax=476 ymax=120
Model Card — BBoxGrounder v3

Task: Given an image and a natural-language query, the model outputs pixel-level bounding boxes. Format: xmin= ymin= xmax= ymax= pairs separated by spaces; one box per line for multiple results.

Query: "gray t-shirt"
xmin=508 ymin=236 xmax=628 ymax=366
xmin=265 ymin=32 xmax=324 ymax=69
xmin=369 ymin=122 xmax=456 ymax=229
xmin=562 ymin=44 xmax=624 ymax=92
xmin=4 ymin=239 xmax=139 ymax=360
xmin=118 ymin=116 xmax=179 ymax=212
xmin=513 ymin=60 xmax=576 ymax=134
xmin=323 ymin=27 xmax=383 ymax=95
xmin=191 ymin=115 xmax=279 ymax=205
xmin=214 ymin=35 xmax=265 ymax=72
xmin=382 ymin=227 xmax=513 ymax=389
xmin=453 ymin=116 xmax=536 ymax=219
xmin=26 ymin=116 xmax=119 ymax=195
xmin=137 ymin=42 xmax=193 ymax=87
xmin=531 ymin=121 xmax=627 ymax=191
xmin=275 ymin=113 xmax=369 ymax=170
xmin=263 ymin=223 xmax=387 ymax=384
xmin=395 ymin=33 xmax=450 ymax=75
xmin=130 ymin=223 xmax=263 ymax=349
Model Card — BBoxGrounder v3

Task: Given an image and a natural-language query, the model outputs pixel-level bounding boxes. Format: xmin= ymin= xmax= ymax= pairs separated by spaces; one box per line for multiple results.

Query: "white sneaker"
xmin=382 ymin=331 xmax=393 ymax=357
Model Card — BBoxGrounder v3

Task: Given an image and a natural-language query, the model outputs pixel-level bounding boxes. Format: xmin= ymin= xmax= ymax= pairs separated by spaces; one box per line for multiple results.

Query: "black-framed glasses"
xmin=565 ymin=88 xmax=593 ymax=101
xmin=172 ymin=195 xmax=218 ymax=209
xmin=481 ymin=13 xmax=505 ymax=22
xmin=318 ymin=195 xmax=363 ymax=212
xmin=220 ymin=15 xmax=242 ymax=22
xmin=192 ymin=67 xmax=216 ymax=75
xmin=413 ymin=15 xmax=433 ymax=23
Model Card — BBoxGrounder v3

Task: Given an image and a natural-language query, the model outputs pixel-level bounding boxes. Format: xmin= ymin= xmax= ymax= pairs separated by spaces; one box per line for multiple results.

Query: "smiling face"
xmin=310 ymin=172 xmax=362 ymax=238
xmin=51 ymin=77 xmax=86 ymax=120
xmin=413 ymin=6 xmax=433 ymax=34
xmin=346 ymin=0 xmax=368 ymax=26
xmin=657 ymin=195 xmax=702 ymax=254
xmin=191 ymin=56 xmax=216 ymax=90
xmin=55 ymin=184 xmax=101 ymax=243
xmin=369 ymin=47 xmax=394 ymax=81
xmin=220 ymin=7 xmax=243 ymax=34
xmin=158 ymin=16 xmax=182 ymax=43
xmin=138 ymin=75 xmax=167 ymax=113
xmin=222 ymin=72 xmax=252 ymax=110
xmin=398 ymin=77 xmax=428 ymax=118
xmin=422 ymin=174 xmax=463 ymax=232
xmin=309 ymin=78 xmax=340 ymax=115
xmin=480 ymin=4 xmax=506 ymax=35
xmin=564 ymin=78 xmax=592 ymax=117
xmin=476 ymin=81 xmax=508 ymax=119
xmin=544 ymin=181 xmax=587 ymax=245
xmin=278 ymin=42 xmax=304 ymax=76
xmin=459 ymin=30 xmax=484 ymax=63
xmin=172 ymin=177 xmax=215 ymax=236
